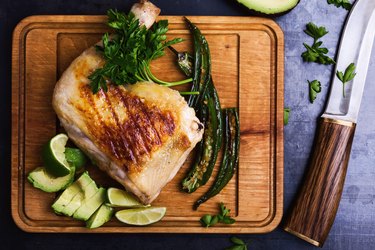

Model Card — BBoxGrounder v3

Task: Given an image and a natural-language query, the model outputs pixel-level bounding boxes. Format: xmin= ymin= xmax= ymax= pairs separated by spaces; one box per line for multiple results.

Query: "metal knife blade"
xmin=323 ymin=0 xmax=375 ymax=123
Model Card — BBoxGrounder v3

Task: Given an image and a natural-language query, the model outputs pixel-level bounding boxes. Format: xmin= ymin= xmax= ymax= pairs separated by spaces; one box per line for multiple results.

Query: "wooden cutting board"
xmin=11 ymin=15 xmax=284 ymax=233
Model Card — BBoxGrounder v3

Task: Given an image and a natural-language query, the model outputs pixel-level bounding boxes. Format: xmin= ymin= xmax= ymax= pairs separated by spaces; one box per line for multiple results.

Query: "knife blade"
xmin=284 ymin=0 xmax=375 ymax=247
xmin=323 ymin=0 xmax=375 ymax=122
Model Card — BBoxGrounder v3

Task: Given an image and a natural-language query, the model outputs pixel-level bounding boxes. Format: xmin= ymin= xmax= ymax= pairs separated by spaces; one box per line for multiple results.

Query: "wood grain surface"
xmin=284 ymin=118 xmax=356 ymax=246
xmin=11 ymin=15 xmax=284 ymax=233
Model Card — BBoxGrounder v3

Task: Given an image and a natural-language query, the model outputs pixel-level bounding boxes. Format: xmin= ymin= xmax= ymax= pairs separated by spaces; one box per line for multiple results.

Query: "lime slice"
xmin=107 ymin=187 xmax=146 ymax=208
xmin=42 ymin=134 xmax=71 ymax=177
xmin=115 ymin=207 xmax=166 ymax=226
xmin=65 ymin=147 xmax=87 ymax=171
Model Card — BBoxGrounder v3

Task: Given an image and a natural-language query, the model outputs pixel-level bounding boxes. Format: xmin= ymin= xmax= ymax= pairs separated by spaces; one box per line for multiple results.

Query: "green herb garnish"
xmin=301 ymin=22 xmax=335 ymax=65
xmin=336 ymin=63 xmax=356 ymax=97
xmin=225 ymin=237 xmax=248 ymax=250
xmin=308 ymin=80 xmax=322 ymax=103
xmin=200 ymin=202 xmax=236 ymax=227
xmin=284 ymin=108 xmax=290 ymax=125
xmin=327 ymin=0 xmax=352 ymax=10
xmin=89 ymin=9 xmax=191 ymax=93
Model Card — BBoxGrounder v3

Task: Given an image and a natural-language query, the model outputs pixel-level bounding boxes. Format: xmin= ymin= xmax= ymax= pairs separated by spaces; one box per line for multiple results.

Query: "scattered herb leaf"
xmin=304 ymin=22 xmax=328 ymax=43
xmin=301 ymin=23 xmax=335 ymax=65
xmin=200 ymin=202 xmax=236 ymax=227
xmin=225 ymin=237 xmax=248 ymax=250
xmin=230 ymin=237 xmax=245 ymax=245
xmin=89 ymin=9 xmax=187 ymax=93
xmin=284 ymin=108 xmax=290 ymax=125
xmin=200 ymin=214 xmax=219 ymax=227
xmin=218 ymin=203 xmax=236 ymax=224
xmin=225 ymin=245 xmax=246 ymax=250
xmin=308 ymin=80 xmax=322 ymax=103
xmin=336 ymin=63 xmax=356 ymax=97
xmin=327 ymin=0 xmax=352 ymax=10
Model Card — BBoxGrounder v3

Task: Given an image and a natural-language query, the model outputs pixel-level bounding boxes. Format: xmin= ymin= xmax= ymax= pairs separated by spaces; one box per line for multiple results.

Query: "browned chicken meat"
xmin=52 ymin=1 xmax=204 ymax=204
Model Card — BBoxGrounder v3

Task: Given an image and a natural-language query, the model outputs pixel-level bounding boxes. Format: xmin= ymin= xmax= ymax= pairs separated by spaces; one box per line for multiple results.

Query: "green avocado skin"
xmin=73 ymin=187 xmax=107 ymax=221
xmin=236 ymin=0 xmax=300 ymax=16
xmin=27 ymin=167 xmax=75 ymax=193
xmin=51 ymin=172 xmax=93 ymax=214
xmin=60 ymin=181 xmax=98 ymax=216
xmin=86 ymin=204 xmax=114 ymax=229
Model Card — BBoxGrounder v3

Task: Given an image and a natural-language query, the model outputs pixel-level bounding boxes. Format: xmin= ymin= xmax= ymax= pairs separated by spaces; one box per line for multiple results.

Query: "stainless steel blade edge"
xmin=323 ymin=0 xmax=375 ymax=123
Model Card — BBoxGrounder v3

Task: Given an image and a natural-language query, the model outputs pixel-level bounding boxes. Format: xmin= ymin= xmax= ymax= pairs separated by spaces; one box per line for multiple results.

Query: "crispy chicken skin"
xmin=53 ymin=42 xmax=203 ymax=204
xmin=53 ymin=0 xmax=203 ymax=204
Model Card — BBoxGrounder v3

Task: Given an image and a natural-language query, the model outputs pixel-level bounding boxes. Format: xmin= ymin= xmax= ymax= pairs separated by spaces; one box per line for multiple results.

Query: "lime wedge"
xmin=115 ymin=207 xmax=166 ymax=226
xmin=107 ymin=187 xmax=145 ymax=208
xmin=65 ymin=147 xmax=87 ymax=171
xmin=42 ymin=134 xmax=71 ymax=177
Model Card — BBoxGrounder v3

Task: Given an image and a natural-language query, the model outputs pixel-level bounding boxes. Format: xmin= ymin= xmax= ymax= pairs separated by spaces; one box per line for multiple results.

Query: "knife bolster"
xmin=284 ymin=117 xmax=356 ymax=247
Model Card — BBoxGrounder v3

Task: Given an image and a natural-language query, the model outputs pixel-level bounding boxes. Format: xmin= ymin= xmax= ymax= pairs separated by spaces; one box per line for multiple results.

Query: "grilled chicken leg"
xmin=52 ymin=0 xmax=204 ymax=204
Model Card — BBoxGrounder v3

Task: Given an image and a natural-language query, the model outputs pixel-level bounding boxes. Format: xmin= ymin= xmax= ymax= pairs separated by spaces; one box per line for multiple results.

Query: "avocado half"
xmin=237 ymin=0 xmax=300 ymax=15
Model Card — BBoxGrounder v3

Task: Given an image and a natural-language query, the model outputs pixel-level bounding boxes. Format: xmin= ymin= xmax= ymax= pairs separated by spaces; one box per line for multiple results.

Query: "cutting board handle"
xmin=284 ymin=117 xmax=356 ymax=247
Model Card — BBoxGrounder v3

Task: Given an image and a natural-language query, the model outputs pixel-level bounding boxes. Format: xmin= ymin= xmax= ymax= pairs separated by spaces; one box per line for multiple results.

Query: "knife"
xmin=284 ymin=0 xmax=375 ymax=247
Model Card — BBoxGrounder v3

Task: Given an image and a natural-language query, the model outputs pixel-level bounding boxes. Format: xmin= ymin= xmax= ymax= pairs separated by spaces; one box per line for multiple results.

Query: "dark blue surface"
xmin=1 ymin=0 xmax=375 ymax=249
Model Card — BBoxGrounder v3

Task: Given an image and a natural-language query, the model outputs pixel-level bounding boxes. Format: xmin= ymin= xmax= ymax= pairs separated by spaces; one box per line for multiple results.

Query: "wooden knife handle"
xmin=284 ymin=117 xmax=356 ymax=247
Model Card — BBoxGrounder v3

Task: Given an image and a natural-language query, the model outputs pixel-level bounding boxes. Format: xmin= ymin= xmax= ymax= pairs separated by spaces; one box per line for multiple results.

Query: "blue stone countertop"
xmin=1 ymin=0 xmax=375 ymax=249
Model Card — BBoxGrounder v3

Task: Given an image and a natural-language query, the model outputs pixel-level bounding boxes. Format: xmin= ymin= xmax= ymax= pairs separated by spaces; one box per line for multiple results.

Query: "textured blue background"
xmin=1 ymin=0 xmax=375 ymax=249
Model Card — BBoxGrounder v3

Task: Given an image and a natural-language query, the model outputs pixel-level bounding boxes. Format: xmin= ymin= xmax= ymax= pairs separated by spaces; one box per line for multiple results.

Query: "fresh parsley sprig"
xmin=200 ymin=202 xmax=236 ymax=227
xmin=304 ymin=23 xmax=328 ymax=43
xmin=336 ymin=63 xmax=356 ymax=97
xmin=89 ymin=9 xmax=191 ymax=93
xmin=308 ymin=80 xmax=322 ymax=103
xmin=301 ymin=23 xmax=335 ymax=65
xmin=225 ymin=237 xmax=249 ymax=250
xmin=327 ymin=0 xmax=352 ymax=10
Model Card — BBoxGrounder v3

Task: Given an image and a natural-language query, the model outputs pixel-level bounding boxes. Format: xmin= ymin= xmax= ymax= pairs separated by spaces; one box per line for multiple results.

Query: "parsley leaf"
xmin=304 ymin=22 xmax=328 ymax=42
xmin=336 ymin=63 xmax=356 ymax=97
xmin=89 ymin=9 xmax=185 ymax=93
xmin=327 ymin=0 xmax=352 ymax=10
xmin=301 ymin=23 xmax=335 ymax=65
xmin=218 ymin=202 xmax=236 ymax=224
xmin=308 ymin=80 xmax=322 ymax=103
xmin=284 ymin=108 xmax=290 ymax=125
xmin=200 ymin=214 xmax=219 ymax=228
xmin=200 ymin=202 xmax=236 ymax=227
xmin=225 ymin=237 xmax=248 ymax=250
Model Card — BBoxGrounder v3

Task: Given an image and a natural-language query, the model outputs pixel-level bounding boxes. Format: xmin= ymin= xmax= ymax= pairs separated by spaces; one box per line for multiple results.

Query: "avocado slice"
xmin=73 ymin=187 xmax=107 ymax=221
xmin=236 ymin=0 xmax=300 ymax=15
xmin=61 ymin=180 xmax=99 ymax=216
xmin=52 ymin=171 xmax=93 ymax=214
xmin=86 ymin=203 xmax=113 ymax=229
xmin=27 ymin=166 xmax=75 ymax=193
